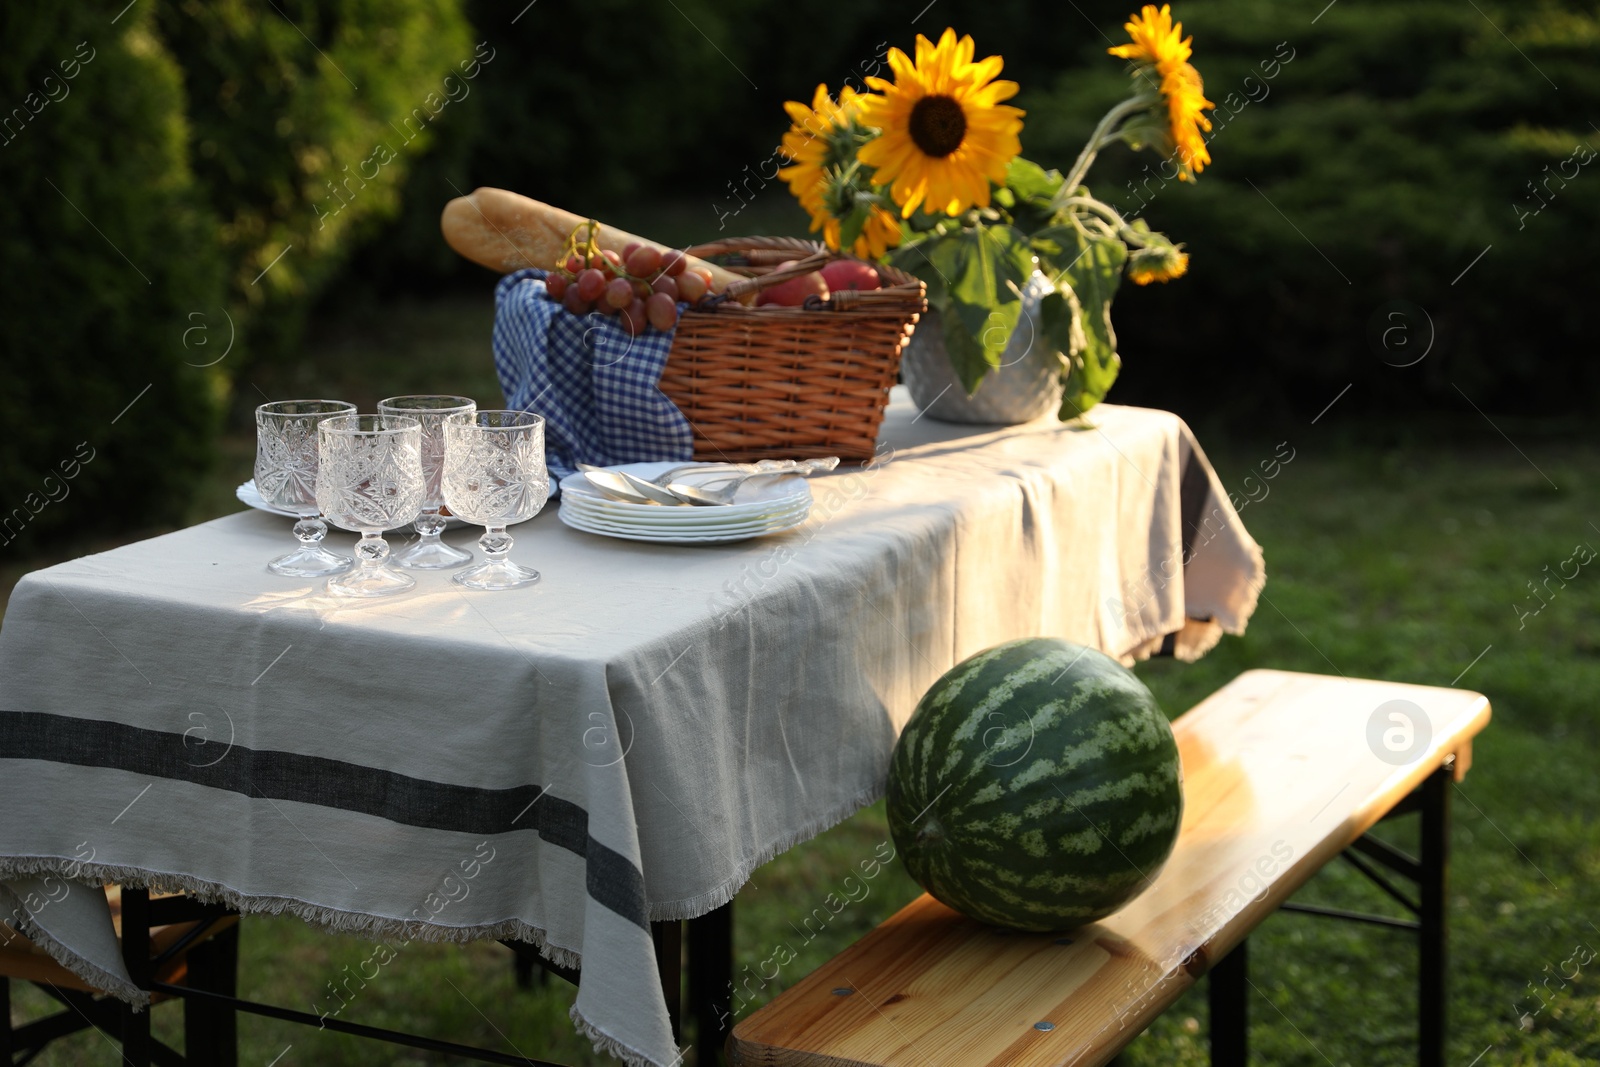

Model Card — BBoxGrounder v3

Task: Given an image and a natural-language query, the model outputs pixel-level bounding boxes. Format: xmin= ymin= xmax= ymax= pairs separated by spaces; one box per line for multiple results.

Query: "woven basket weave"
xmin=659 ymin=237 xmax=925 ymax=464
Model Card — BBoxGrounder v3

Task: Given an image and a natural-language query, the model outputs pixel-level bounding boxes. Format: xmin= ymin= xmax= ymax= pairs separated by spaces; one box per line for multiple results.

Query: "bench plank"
xmin=730 ymin=669 xmax=1490 ymax=1067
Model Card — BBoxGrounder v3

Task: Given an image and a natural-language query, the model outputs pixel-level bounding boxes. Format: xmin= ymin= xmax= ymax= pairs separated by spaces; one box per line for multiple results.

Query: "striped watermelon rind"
xmin=886 ymin=638 xmax=1183 ymax=931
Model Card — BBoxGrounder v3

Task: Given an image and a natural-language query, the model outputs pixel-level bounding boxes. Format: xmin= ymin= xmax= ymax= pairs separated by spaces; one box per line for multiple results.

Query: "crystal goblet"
xmin=377 ymin=394 xmax=477 ymax=570
xmin=255 ymin=399 xmax=357 ymax=577
xmin=442 ymin=410 xmax=548 ymax=590
xmin=315 ymin=414 xmax=426 ymax=598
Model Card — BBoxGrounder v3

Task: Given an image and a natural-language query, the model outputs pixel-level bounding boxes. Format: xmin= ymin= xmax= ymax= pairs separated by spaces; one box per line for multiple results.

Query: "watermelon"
xmin=886 ymin=637 xmax=1183 ymax=931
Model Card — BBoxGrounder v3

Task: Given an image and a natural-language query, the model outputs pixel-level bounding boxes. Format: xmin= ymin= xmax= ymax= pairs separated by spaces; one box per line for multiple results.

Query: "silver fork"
xmin=656 ymin=458 xmax=840 ymax=486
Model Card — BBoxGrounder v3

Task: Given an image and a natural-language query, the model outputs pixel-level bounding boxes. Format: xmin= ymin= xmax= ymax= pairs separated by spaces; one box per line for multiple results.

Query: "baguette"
xmin=440 ymin=187 xmax=744 ymax=294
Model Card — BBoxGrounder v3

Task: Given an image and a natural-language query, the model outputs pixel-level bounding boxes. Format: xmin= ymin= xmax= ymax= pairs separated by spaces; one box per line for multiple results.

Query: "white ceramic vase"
xmin=899 ymin=271 xmax=1064 ymax=425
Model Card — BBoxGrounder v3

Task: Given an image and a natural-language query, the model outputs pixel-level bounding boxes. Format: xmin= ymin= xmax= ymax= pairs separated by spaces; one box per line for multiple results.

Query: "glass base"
xmin=268 ymin=544 xmax=353 ymax=578
xmin=392 ymin=537 xmax=473 ymax=570
xmin=327 ymin=564 xmax=416 ymax=598
xmin=453 ymin=559 xmax=540 ymax=591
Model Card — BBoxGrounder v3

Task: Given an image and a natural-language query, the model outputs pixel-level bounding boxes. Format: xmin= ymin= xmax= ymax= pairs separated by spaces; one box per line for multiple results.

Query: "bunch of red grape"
xmin=544 ymin=243 xmax=713 ymax=336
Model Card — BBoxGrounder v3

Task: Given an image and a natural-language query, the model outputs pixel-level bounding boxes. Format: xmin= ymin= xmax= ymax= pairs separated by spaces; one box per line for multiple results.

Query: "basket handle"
xmin=684 ymin=237 xmax=926 ymax=313
xmin=686 ymin=237 xmax=824 ymax=261
xmin=716 ymin=251 xmax=833 ymax=303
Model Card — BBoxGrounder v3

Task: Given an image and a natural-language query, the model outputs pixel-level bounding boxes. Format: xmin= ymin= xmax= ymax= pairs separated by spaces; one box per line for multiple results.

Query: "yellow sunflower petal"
xmin=963 ymin=55 xmax=1005 ymax=88
xmin=886 ymin=45 xmax=918 ymax=86
xmin=1108 ymin=5 xmax=1191 ymax=68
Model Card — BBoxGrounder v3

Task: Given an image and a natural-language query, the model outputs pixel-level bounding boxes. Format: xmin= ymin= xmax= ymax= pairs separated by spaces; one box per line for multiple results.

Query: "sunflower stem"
xmin=1054 ymin=94 xmax=1160 ymax=208
xmin=1055 ymin=195 xmax=1152 ymax=248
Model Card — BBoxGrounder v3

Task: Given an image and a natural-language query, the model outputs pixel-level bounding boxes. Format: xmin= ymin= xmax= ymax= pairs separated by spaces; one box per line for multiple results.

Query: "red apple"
xmin=756 ymin=260 xmax=830 ymax=307
xmin=820 ymin=259 xmax=881 ymax=292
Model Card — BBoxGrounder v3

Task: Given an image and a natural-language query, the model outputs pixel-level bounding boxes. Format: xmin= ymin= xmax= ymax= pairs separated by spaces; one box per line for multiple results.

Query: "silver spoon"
xmin=615 ymin=469 xmax=688 ymax=506
xmin=665 ymin=474 xmax=784 ymax=506
xmin=662 ymin=454 xmax=838 ymax=489
xmin=579 ymin=468 xmax=657 ymax=505
xmin=664 ymin=481 xmax=738 ymax=506
xmin=647 ymin=457 xmax=840 ymax=486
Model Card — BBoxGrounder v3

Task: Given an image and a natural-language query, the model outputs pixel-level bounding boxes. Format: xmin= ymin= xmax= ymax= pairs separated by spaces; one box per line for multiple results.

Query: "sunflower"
xmin=1126 ymin=243 xmax=1189 ymax=285
xmin=854 ymin=28 xmax=1025 ymax=217
xmin=776 ymin=85 xmax=902 ymax=258
xmin=1108 ymin=5 xmax=1215 ymax=180
xmin=778 ymin=83 xmax=860 ymax=221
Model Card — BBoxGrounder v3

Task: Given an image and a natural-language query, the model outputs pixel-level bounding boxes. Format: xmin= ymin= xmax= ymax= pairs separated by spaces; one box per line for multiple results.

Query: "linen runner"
xmin=0 ymin=391 xmax=1263 ymax=1067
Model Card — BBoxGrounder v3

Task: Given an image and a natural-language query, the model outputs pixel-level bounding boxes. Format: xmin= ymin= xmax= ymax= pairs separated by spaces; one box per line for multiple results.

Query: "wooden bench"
xmin=729 ymin=669 xmax=1490 ymax=1067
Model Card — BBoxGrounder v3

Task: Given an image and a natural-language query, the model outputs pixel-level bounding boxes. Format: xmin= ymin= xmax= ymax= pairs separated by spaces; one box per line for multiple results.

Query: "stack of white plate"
xmin=558 ymin=462 xmax=811 ymax=544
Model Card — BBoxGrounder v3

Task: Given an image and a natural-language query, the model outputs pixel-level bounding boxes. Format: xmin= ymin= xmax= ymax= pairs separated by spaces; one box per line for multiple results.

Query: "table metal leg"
xmin=1209 ymin=938 xmax=1248 ymax=1067
xmin=118 ymin=887 xmax=153 ymax=1067
xmin=652 ymin=919 xmax=684 ymax=1044
xmin=1419 ymin=767 xmax=1450 ymax=1067
xmin=1 ymin=976 xmax=12 ymax=1062
xmin=184 ymin=922 xmax=239 ymax=1067
xmin=686 ymin=902 xmax=733 ymax=1066
xmin=119 ymin=1003 xmax=152 ymax=1067
xmin=512 ymin=947 xmax=538 ymax=989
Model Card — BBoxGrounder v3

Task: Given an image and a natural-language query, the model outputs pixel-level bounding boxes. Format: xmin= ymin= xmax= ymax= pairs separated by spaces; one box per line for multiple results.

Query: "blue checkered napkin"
xmin=492 ymin=269 xmax=693 ymax=492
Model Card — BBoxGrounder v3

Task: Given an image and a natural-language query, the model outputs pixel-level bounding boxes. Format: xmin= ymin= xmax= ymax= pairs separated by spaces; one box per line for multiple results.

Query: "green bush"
xmin=1020 ymin=0 xmax=1600 ymax=419
xmin=0 ymin=6 xmax=226 ymax=552
xmin=348 ymin=0 xmax=755 ymax=291
xmin=154 ymin=0 xmax=474 ymax=388
xmin=0 ymin=2 xmax=480 ymax=550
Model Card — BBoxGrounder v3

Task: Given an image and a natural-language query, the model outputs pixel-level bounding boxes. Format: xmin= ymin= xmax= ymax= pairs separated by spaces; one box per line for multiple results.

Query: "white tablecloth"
xmin=0 ymin=389 xmax=1262 ymax=1066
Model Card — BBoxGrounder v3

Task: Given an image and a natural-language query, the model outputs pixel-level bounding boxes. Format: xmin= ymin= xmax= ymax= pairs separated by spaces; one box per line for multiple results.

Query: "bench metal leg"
xmin=1209 ymin=938 xmax=1248 ymax=1067
xmin=1278 ymin=762 xmax=1455 ymax=1067
xmin=1419 ymin=766 xmax=1450 ymax=1067
xmin=687 ymin=901 xmax=733 ymax=1066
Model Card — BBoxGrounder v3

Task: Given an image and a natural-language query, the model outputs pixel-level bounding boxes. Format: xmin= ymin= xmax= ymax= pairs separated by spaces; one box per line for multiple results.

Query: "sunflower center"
xmin=908 ymin=95 xmax=967 ymax=158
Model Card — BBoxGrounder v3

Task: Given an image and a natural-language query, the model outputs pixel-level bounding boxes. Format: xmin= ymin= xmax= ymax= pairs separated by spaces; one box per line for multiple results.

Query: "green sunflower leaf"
xmin=1051 ymin=229 xmax=1127 ymax=419
xmin=837 ymin=201 xmax=870 ymax=255
xmin=1005 ymin=157 xmax=1065 ymax=204
xmin=891 ymin=224 xmax=1035 ymax=395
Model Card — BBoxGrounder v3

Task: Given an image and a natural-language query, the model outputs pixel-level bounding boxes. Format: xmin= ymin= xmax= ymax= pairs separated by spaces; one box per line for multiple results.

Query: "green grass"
xmin=7 ymin=297 xmax=1599 ymax=1065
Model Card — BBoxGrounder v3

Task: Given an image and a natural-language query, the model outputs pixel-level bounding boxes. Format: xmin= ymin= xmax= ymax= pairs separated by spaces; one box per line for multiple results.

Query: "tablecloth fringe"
xmin=645 ymin=781 xmax=887 ymax=924
xmin=0 ymin=857 xmax=583 ymax=993
xmin=1171 ymin=618 xmax=1226 ymax=662
xmin=0 ymin=881 xmax=151 ymax=1009
xmin=570 ymin=1001 xmax=669 ymax=1067
xmin=1222 ymin=536 xmax=1268 ymax=636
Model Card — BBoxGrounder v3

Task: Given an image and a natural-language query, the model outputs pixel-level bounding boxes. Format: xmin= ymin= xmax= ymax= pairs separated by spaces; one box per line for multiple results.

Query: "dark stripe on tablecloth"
xmin=1178 ymin=446 xmax=1213 ymax=567
xmin=0 ymin=709 xmax=648 ymax=929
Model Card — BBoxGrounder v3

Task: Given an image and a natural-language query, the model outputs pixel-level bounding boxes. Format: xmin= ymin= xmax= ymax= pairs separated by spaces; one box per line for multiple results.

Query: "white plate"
xmin=558 ymin=503 xmax=809 ymax=544
xmin=560 ymin=501 xmax=808 ymax=537
xmin=237 ymin=480 xmax=472 ymax=530
xmin=560 ymin=490 xmax=810 ymax=530
xmin=558 ymin=462 xmax=811 ymax=522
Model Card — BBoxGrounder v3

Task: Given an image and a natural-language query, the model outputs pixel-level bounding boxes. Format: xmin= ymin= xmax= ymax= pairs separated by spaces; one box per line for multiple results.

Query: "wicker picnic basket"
xmin=662 ymin=237 xmax=926 ymax=464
